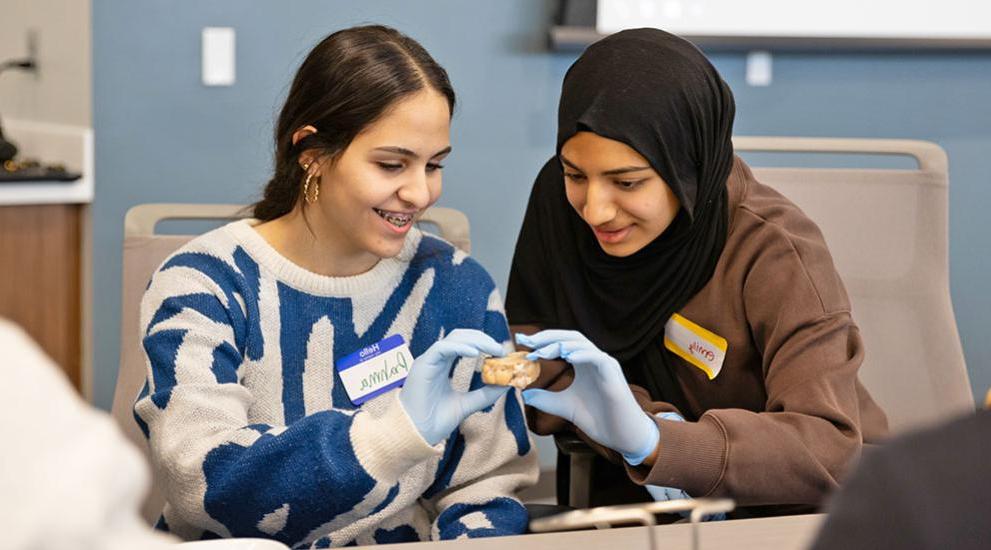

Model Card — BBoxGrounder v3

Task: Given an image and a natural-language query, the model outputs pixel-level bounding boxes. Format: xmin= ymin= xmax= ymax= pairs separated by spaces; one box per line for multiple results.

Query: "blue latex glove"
xmin=399 ymin=329 xmax=511 ymax=446
xmin=645 ymin=412 xmax=726 ymax=521
xmin=517 ymin=330 xmax=659 ymax=465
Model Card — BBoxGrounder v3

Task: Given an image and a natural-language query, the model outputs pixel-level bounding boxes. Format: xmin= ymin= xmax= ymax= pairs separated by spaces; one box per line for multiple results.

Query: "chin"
xmin=368 ymin=240 xmax=406 ymax=260
xmin=600 ymin=241 xmax=646 ymax=258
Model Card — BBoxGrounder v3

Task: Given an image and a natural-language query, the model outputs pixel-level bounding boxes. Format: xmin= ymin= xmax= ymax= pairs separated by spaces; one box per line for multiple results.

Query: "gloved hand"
xmin=646 ymin=412 xmax=726 ymax=521
xmin=399 ymin=329 xmax=510 ymax=446
xmin=517 ymin=330 xmax=659 ymax=465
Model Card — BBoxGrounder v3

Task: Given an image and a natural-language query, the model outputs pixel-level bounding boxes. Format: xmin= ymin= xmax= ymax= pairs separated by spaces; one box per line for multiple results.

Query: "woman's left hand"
xmin=516 ymin=330 xmax=659 ymax=465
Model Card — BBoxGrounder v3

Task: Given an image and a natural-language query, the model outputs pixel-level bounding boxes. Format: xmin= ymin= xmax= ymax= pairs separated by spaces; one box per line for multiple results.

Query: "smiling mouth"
xmin=373 ymin=208 xmax=415 ymax=228
xmin=592 ymin=224 xmax=632 ymax=244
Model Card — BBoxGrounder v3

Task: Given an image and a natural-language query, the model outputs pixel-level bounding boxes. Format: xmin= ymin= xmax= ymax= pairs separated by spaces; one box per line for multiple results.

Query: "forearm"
xmin=140 ymin=389 xmax=440 ymax=540
xmin=628 ymin=407 xmax=861 ymax=506
xmin=426 ymin=387 xmax=538 ymax=539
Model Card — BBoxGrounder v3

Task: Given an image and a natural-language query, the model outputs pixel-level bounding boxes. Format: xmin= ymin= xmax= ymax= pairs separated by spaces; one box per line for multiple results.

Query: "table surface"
xmin=355 ymin=513 xmax=825 ymax=550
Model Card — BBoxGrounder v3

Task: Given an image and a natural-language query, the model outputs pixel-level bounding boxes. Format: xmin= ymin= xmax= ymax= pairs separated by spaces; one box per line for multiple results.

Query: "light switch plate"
xmin=745 ymin=50 xmax=773 ymax=87
xmin=202 ymin=27 xmax=236 ymax=86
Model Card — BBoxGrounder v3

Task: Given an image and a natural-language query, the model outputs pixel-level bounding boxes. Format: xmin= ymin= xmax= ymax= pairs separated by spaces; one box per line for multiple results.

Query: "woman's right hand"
xmin=517 ymin=330 xmax=660 ymax=465
xmin=399 ymin=329 xmax=510 ymax=446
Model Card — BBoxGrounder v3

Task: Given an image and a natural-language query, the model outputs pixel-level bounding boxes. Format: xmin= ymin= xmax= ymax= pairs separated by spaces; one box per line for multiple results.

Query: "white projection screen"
xmin=597 ymin=0 xmax=991 ymax=48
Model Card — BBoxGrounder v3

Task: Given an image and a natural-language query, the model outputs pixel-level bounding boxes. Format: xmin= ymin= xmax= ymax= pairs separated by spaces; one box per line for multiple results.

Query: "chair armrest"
xmin=554 ymin=432 xmax=596 ymax=508
xmin=554 ymin=432 xmax=597 ymax=456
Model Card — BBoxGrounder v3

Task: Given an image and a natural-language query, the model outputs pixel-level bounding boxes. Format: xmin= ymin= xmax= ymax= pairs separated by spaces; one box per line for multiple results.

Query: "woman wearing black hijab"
xmin=506 ymin=28 xmax=888 ymax=514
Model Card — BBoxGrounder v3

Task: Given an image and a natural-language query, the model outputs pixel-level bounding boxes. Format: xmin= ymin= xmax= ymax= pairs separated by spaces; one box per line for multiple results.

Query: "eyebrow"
xmin=560 ymin=155 xmax=651 ymax=176
xmin=374 ymin=145 xmax=452 ymax=158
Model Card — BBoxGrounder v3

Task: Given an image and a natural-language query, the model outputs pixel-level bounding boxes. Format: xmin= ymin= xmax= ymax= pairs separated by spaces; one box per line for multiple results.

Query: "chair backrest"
xmin=109 ymin=203 xmax=471 ymax=523
xmin=733 ymin=137 xmax=974 ymax=434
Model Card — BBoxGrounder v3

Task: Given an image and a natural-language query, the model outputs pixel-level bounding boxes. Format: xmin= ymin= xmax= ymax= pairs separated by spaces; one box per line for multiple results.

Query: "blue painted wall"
xmin=93 ymin=0 xmax=991 ymax=436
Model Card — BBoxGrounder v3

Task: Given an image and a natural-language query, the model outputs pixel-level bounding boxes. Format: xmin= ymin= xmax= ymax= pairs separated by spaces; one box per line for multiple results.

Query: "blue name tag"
xmin=336 ymin=334 xmax=413 ymax=405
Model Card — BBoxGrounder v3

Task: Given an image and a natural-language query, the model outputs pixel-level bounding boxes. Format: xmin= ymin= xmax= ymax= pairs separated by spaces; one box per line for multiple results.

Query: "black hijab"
xmin=505 ymin=28 xmax=736 ymax=407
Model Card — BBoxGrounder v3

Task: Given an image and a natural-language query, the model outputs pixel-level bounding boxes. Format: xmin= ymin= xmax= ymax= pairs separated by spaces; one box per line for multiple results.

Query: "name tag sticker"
xmin=336 ymin=334 xmax=413 ymax=405
xmin=663 ymin=314 xmax=728 ymax=380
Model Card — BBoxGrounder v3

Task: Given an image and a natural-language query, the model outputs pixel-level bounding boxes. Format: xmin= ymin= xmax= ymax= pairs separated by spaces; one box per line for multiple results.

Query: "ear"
xmin=292 ymin=125 xmax=319 ymax=168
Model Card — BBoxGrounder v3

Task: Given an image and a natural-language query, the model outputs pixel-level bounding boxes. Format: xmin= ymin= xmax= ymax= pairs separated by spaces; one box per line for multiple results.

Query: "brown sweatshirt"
xmin=517 ymin=157 xmax=889 ymax=509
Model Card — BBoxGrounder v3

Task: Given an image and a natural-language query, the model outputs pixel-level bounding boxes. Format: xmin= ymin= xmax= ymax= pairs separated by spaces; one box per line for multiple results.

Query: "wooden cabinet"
xmin=0 ymin=204 xmax=82 ymax=389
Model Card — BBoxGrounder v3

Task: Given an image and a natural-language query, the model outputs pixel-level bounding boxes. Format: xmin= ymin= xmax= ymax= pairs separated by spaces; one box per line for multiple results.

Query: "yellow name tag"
xmin=663 ymin=313 xmax=728 ymax=380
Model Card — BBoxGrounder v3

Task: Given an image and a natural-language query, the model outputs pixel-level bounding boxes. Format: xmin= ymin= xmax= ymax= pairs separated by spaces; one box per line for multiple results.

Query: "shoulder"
xmin=144 ymin=221 xmax=260 ymax=305
xmin=159 ymin=220 xmax=254 ymax=269
xmin=730 ymin=180 xmax=849 ymax=315
xmin=0 ymin=319 xmax=56 ymax=376
xmin=410 ymin=232 xmax=496 ymax=290
xmin=733 ymin=179 xmax=831 ymax=261
xmin=408 ymin=232 xmax=505 ymax=326
xmin=818 ymin=411 xmax=991 ymax=546
xmin=877 ymin=411 xmax=991 ymax=473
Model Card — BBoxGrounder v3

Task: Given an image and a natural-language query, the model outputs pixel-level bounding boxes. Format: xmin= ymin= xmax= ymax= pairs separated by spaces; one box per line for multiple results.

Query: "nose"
xmin=396 ymin=169 xmax=432 ymax=210
xmin=582 ymin=180 xmax=617 ymax=226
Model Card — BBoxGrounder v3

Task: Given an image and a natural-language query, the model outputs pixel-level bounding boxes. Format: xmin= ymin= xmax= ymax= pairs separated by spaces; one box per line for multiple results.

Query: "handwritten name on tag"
xmin=663 ymin=313 xmax=728 ymax=380
xmin=336 ymin=334 xmax=414 ymax=405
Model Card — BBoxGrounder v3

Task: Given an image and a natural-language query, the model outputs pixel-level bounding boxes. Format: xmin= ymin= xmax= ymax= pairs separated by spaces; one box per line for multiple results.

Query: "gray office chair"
xmin=736 ymin=136 xmax=973 ymax=430
xmin=555 ymin=136 xmax=974 ymax=509
xmin=109 ymin=203 xmax=472 ymax=524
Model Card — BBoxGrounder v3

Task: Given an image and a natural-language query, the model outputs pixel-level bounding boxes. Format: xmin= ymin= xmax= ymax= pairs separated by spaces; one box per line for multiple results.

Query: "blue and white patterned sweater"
xmin=134 ymin=220 xmax=538 ymax=548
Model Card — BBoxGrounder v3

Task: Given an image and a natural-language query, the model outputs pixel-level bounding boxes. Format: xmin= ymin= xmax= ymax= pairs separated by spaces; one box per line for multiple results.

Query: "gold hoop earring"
xmin=302 ymin=166 xmax=321 ymax=204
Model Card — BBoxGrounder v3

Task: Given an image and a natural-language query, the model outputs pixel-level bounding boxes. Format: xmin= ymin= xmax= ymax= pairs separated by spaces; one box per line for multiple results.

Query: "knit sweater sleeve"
xmin=133 ymin=248 xmax=441 ymax=545
xmin=423 ymin=285 xmax=540 ymax=540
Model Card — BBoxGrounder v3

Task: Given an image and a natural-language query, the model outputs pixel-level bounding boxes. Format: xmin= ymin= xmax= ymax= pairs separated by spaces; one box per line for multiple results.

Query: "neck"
xmin=255 ymin=207 xmax=380 ymax=277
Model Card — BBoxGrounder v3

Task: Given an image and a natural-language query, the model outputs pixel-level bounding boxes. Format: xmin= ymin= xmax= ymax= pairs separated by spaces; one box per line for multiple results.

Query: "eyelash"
xmin=565 ymin=172 xmax=643 ymax=190
xmin=376 ymin=162 xmax=444 ymax=173
xmin=617 ymin=179 xmax=644 ymax=190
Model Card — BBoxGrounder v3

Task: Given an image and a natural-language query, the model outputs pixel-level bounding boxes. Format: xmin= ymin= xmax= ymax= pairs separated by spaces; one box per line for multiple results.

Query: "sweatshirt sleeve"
xmin=134 ymin=250 xmax=441 ymax=544
xmin=423 ymin=288 xmax=539 ymax=540
xmin=627 ymin=207 xmax=887 ymax=506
